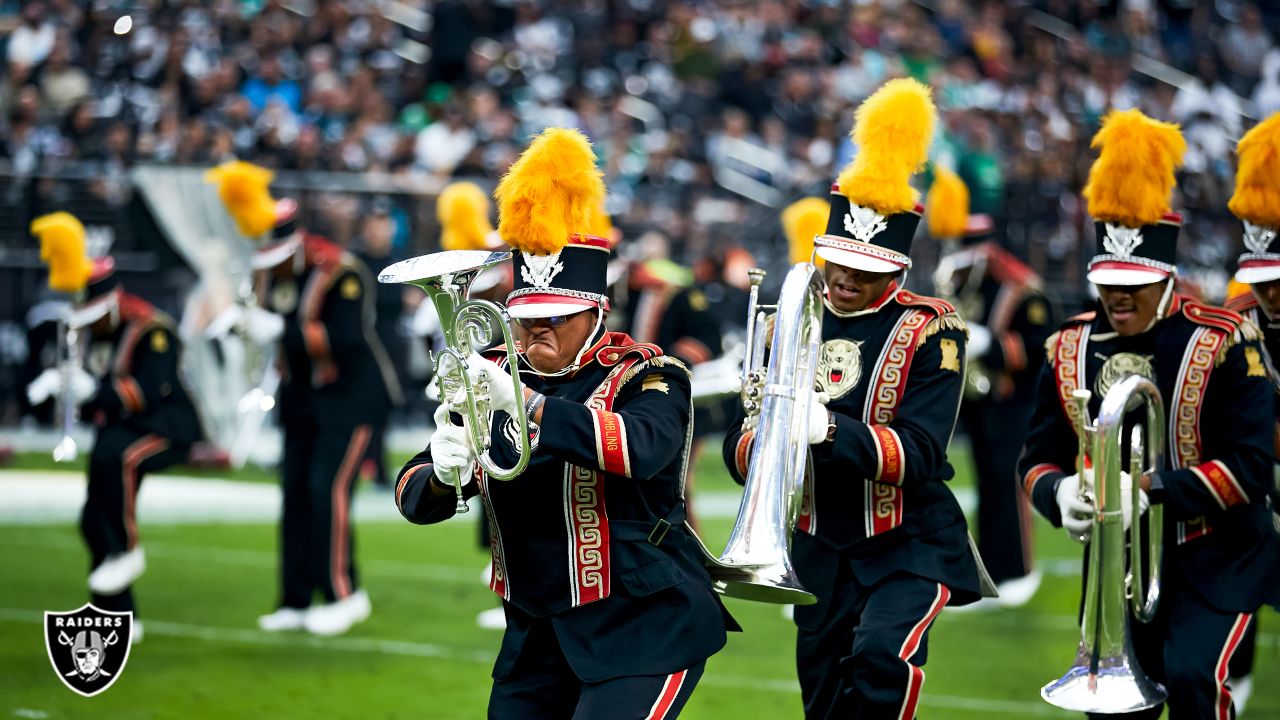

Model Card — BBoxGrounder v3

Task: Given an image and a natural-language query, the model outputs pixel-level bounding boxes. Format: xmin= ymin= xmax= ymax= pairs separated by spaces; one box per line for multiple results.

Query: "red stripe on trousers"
xmin=1215 ymin=613 xmax=1252 ymax=720
xmin=644 ymin=669 xmax=688 ymax=720
xmin=121 ymin=435 xmax=168 ymax=550
xmin=332 ymin=425 xmax=371 ymax=600
xmin=897 ymin=584 xmax=950 ymax=720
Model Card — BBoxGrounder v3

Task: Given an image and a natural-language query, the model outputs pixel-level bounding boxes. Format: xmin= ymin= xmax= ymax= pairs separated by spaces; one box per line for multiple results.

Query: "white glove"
xmin=69 ymin=368 xmax=96 ymax=403
xmin=468 ymin=355 xmax=521 ymax=417
xmin=967 ymin=323 xmax=992 ymax=359
xmin=1118 ymin=471 xmax=1151 ymax=532
xmin=244 ymin=306 xmax=284 ymax=345
xmin=27 ymin=368 xmax=96 ymax=406
xmin=430 ymin=405 xmax=475 ymax=490
xmin=1056 ymin=473 xmax=1095 ymax=543
xmin=205 ymin=304 xmax=243 ymax=339
xmin=806 ymin=389 xmax=831 ymax=445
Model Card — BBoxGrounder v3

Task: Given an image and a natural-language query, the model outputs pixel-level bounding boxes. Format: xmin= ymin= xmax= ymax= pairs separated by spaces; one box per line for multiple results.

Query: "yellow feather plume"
xmin=926 ymin=167 xmax=969 ymax=239
xmin=585 ymin=196 xmax=614 ymax=240
xmin=782 ymin=197 xmax=830 ymax=265
xmin=32 ymin=212 xmax=93 ymax=293
xmin=1083 ymin=109 xmax=1185 ymax=228
xmin=437 ymin=182 xmax=495 ymax=251
xmin=495 ymin=128 xmax=605 ymax=255
xmin=1229 ymin=112 xmax=1280 ymax=227
xmin=205 ymin=160 xmax=277 ymax=238
xmin=837 ymin=78 xmax=937 ymax=214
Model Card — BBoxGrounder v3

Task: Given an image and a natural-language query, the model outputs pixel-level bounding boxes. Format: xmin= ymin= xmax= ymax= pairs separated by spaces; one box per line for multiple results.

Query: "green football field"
xmin=2 ymin=448 xmax=1277 ymax=719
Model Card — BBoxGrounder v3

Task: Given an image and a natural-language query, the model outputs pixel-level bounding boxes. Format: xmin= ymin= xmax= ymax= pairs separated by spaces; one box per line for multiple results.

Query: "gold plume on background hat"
xmin=836 ymin=78 xmax=937 ymax=214
xmin=205 ymin=161 xmax=277 ymax=238
xmin=495 ymin=128 xmax=605 ymax=255
xmin=1228 ymin=112 xmax=1280 ymax=228
xmin=437 ymin=181 xmax=495 ymax=251
xmin=32 ymin=212 xmax=93 ymax=293
xmin=926 ymin=166 xmax=969 ymax=239
xmin=782 ymin=197 xmax=830 ymax=265
xmin=1083 ymin=109 xmax=1186 ymax=229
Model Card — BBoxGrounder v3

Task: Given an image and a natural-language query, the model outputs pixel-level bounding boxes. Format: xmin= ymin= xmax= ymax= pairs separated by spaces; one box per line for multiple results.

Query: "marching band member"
xmin=1019 ymin=109 xmax=1280 ymax=719
xmin=207 ymin=161 xmax=402 ymax=637
xmin=395 ymin=129 xmax=734 ymax=718
xmin=28 ymin=212 xmax=204 ymax=624
xmin=724 ymin=79 xmax=987 ymax=720
xmin=928 ymin=168 xmax=1057 ymax=608
xmin=1222 ymin=111 xmax=1280 ymax=712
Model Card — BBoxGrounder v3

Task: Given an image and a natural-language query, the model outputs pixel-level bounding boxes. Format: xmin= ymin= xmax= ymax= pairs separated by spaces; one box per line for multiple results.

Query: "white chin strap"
xmin=518 ymin=307 xmax=606 ymax=378
xmin=1144 ymin=276 xmax=1177 ymax=333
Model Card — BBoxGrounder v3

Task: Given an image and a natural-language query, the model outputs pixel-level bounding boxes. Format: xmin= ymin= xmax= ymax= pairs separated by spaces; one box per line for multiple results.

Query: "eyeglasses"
xmin=513 ymin=315 xmax=572 ymax=330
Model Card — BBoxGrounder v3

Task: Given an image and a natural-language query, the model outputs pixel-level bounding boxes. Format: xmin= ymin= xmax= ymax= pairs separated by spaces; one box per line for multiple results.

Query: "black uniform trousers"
xmin=279 ymin=410 xmax=371 ymax=608
xmin=961 ymin=397 xmax=1035 ymax=584
xmin=488 ymin=613 xmax=704 ymax=720
xmin=1087 ymin=559 xmax=1253 ymax=720
xmin=82 ymin=424 xmax=187 ymax=613
xmin=796 ymin=563 xmax=951 ymax=720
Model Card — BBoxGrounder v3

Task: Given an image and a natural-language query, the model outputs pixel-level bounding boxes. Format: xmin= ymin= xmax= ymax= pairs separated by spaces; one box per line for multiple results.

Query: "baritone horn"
xmin=704 ymin=263 xmax=821 ymax=605
xmin=379 ymin=250 xmax=532 ymax=513
xmin=1041 ymin=375 xmax=1166 ymax=713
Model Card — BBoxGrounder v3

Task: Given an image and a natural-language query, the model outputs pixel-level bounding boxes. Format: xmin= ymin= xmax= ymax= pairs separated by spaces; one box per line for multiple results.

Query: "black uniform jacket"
xmin=722 ymin=286 xmax=985 ymax=627
xmin=258 ymin=235 xmax=402 ymax=426
xmin=85 ymin=292 xmax=203 ymax=448
xmin=395 ymin=332 xmax=734 ymax=683
xmin=953 ymin=246 xmax=1057 ymax=404
xmin=1019 ymin=296 xmax=1280 ymax=612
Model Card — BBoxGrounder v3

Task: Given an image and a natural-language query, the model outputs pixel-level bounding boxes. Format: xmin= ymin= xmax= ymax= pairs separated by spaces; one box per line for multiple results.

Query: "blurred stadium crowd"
xmin=0 ymin=0 xmax=1277 ymax=426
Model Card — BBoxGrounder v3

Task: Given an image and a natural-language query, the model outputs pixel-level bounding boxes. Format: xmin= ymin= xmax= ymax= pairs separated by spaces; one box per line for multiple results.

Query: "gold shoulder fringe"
xmin=618 ymin=354 xmax=692 ymax=389
xmin=1216 ymin=318 xmax=1263 ymax=367
xmin=1044 ymin=330 xmax=1063 ymax=365
xmin=917 ymin=311 xmax=967 ymax=348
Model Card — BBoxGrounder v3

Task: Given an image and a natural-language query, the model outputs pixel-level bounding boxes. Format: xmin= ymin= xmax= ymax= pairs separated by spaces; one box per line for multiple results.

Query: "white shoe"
xmin=1232 ymin=675 xmax=1253 ymax=716
xmin=132 ymin=621 xmax=144 ymax=645
xmin=995 ymin=569 xmax=1042 ymax=609
xmin=305 ymin=590 xmax=371 ymax=636
xmin=258 ymin=607 xmax=308 ymax=632
xmin=88 ymin=547 xmax=146 ymax=595
xmin=476 ymin=606 xmax=506 ymax=630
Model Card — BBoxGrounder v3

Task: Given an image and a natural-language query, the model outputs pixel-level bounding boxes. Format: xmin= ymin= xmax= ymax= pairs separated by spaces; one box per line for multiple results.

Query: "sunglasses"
xmin=514 ymin=314 xmax=573 ymax=330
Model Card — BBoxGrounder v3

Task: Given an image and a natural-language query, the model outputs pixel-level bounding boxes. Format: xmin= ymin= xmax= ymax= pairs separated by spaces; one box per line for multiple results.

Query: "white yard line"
xmin=0 ymin=606 xmax=1069 ymax=716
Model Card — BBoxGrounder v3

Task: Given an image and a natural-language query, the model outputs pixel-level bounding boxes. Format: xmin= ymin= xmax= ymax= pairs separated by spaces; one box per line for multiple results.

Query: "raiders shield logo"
xmin=816 ymin=339 xmax=863 ymax=399
xmin=44 ymin=604 xmax=132 ymax=697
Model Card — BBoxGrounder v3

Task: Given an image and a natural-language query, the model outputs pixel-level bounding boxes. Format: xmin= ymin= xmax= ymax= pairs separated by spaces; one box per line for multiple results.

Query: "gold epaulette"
xmin=918 ymin=311 xmax=967 ymax=348
xmin=1216 ymin=317 xmax=1263 ymax=367
xmin=619 ymin=354 xmax=691 ymax=388
xmin=1044 ymin=329 xmax=1062 ymax=360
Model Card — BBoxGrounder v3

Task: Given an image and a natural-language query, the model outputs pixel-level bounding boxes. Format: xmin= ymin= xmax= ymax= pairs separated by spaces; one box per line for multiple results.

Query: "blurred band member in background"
xmin=29 ymin=212 xmax=203 ymax=633
xmin=927 ymin=168 xmax=1057 ymax=609
xmin=395 ymin=129 xmax=735 ymax=718
xmin=207 ymin=162 xmax=401 ymax=637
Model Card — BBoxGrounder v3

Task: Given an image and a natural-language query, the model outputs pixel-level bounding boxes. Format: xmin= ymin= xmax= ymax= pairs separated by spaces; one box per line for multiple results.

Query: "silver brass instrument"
xmin=1042 ymin=375 xmax=1166 ymax=713
xmin=707 ymin=263 xmax=822 ymax=605
xmin=53 ymin=315 xmax=82 ymax=462
xmin=379 ymin=250 xmax=533 ymax=513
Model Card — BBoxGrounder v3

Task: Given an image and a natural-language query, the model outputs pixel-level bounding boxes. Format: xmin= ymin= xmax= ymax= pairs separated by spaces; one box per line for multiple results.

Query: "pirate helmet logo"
xmin=44 ymin=603 xmax=133 ymax=697
xmin=843 ymin=205 xmax=889 ymax=243
xmin=816 ymin=338 xmax=863 ymax=400
xmin=1102 ymin=223 xmax=1144 ymax=258
xmin=1243 ymin=221 xmax=1277 ymax=256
